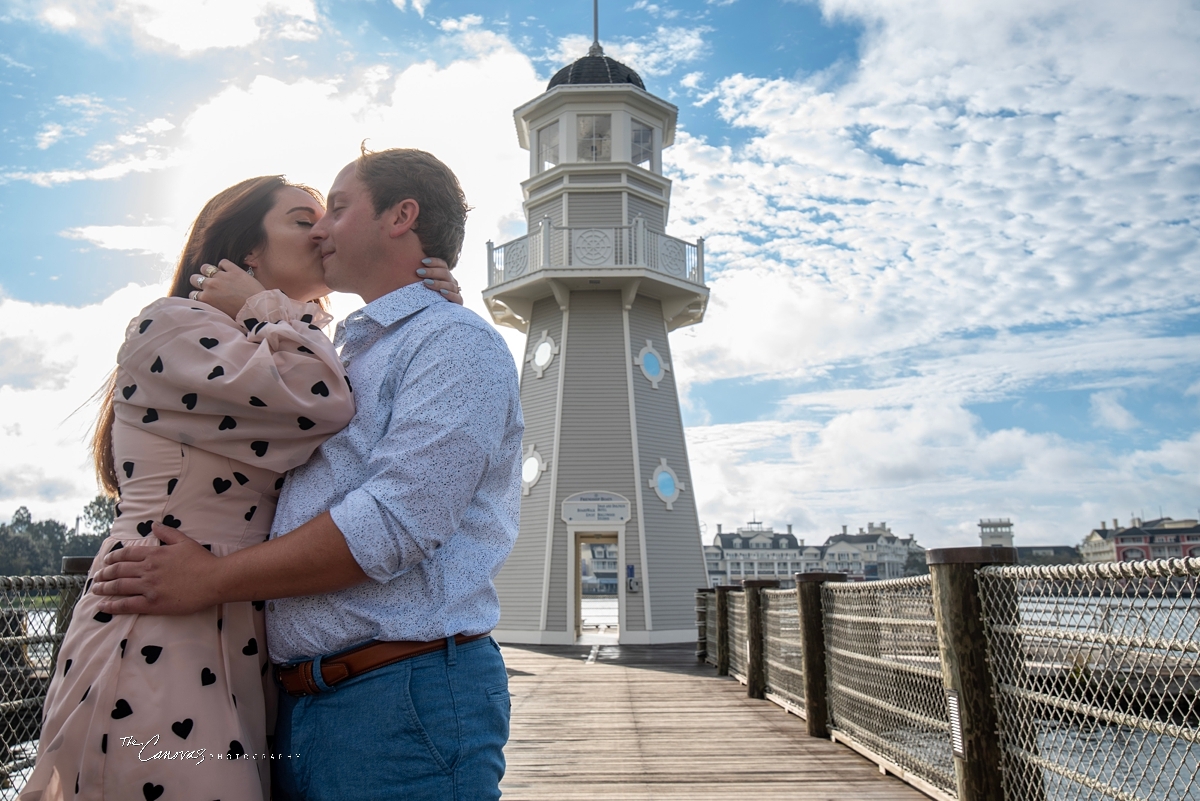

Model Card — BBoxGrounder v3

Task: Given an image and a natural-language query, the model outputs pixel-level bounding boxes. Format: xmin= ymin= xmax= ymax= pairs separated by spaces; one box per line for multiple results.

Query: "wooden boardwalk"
xmin=500 ymin=642 xmax=930 ymax=800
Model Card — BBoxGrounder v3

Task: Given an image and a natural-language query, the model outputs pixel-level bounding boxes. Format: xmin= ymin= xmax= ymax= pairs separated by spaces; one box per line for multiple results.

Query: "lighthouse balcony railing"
xmin=487 ymin=217 xmax=704 ymax=287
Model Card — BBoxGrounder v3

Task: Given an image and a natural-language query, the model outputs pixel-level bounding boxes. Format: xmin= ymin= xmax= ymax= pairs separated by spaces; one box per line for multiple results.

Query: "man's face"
xmin=310 ymin=163 xmax=386 ymax=295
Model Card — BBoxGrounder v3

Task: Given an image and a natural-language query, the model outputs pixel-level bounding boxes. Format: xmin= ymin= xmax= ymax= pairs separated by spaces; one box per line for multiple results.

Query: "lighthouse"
xmin=485 ymin=25 xmax=709 ymax=645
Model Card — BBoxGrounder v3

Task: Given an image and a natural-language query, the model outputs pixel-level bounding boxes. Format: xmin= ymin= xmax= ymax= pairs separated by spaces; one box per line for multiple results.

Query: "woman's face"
xmin=245 ymin=187 xmax=330 ymax=301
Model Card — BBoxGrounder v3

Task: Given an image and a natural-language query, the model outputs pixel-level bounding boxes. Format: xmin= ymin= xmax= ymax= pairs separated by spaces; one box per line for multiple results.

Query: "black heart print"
xmin=143 ymin=783 xmax=164 ymax=801
xmin=123 ymin=461 xmax=135 ymax=478
xmin=297 ymin=417 xmax=315 ymax=430
xmin=242 ymin=638 xmax=258 ymax=656
xmin=111 ymin=699 xmax=133 ymax=719
xmin=249 ymin=396 xmax=267 ymax=407
xmin=255 ymin=321 xmax=268 ymax=334
xmin=311 ymin=381 xmax=329 ymax=397
xmin=298 ymin=346 xmax=313 ymax=354
xmin=199 ymin=337 xmax=219 ymax=349
xmin=233 ymin=472 xmax=249 ymax=485
xmin=122 ymin=384 xmax=137 ymax=399
xmin=162 ymin=515 xmax=181 ymax=528
xmin=228 ymin=740 xmax=245 ymax=759
xmin=171 ymin=719 xmax=193 ymax=739
xmin=213 ymin=477 xmax=232 ymax=494
xmin=142 ymin=408 xmax=158 ymax=424
xmin=345 ymin=375 xmax=353 ymax=392
xmin=250 ymin=441 xmax=269 ymax=457
xmin=242 ymin=317 xmax=260 ymax=331
xmin=63 ymin=658 xmax=72 ymax=676
xmin=137 ymin=521 xmax=153 ymax=536
xmin=300 ymin=314 xmax=313 ymax=323
xmin=120 ymin=639 xmax=127 ymax=657
xmin=275 ymin=477 xmax=285 ymax=490
xmin=93 ymin=612 xmax=112 ymax=623
xmin=150 ymin=356 xmax=163 ymax=373
xmin=252 ymin=600 xmax=265 ymax=611
xmin=139 ymin=319 xmax=153 ymax=334
xmin=80 ymin=685 xmax=90 ymax=703
xmin=201 ymin=667 xmax=216 ymax=686
xmin=181 ymin=392 xmax=198 ymax=410
xmin=167 ymin=478 xmax=177 ymax=495
xmin=141 ymin=645 xmax=162 ymax=664
xmin=110 ymin=541 xmax=124 ymax=553
xmin=244 ymin=506 xmax=257 ymax=521
xmin=219 ymin=415 xmax=237 ymax=430
xmin=101 ymin=733 xmax=107 ymax=753
xmin=207 ymin=366 xmax=224 ymax=380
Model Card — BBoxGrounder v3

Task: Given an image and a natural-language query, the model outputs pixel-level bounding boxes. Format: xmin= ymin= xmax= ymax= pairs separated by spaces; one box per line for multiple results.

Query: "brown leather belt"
xmin=276 ymin=633 xmax=490 ymax=697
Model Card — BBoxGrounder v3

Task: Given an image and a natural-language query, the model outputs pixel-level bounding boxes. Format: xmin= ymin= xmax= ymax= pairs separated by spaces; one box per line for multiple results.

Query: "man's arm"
xmin=91 ymin=513 xmax=367 ymax=616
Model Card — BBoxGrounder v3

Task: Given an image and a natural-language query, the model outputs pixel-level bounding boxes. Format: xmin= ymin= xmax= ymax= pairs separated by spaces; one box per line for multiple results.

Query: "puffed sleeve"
xmin=112 ymin=293 xmax=355 ymax=472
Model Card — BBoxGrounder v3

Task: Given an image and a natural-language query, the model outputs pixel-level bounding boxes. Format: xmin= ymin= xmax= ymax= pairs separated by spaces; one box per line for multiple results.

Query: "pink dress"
xmin=22 ymin=291 xmax=354 ymax=801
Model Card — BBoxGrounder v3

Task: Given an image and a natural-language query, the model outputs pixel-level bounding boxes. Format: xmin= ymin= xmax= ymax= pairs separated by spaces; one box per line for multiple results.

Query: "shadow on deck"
xmin=500 ymin=642 xmax=929 ymax=800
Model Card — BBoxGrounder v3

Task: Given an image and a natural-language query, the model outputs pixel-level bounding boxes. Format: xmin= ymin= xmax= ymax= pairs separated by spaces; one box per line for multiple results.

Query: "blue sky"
xmin=1 ymin=0 xmax=1198 ymax=548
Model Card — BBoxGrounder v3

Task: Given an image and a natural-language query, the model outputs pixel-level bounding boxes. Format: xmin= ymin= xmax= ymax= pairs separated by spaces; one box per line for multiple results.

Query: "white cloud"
xmin=28 ymin=0 xmax=319 ymax=51
xmin=35 ymin=123 xmax=63 ymax=149
xmin=1090 ymin=391 xmax=1139 ymax=431
xmin=546 ymin=26 xmax=711 ymax=77
xmin=438 ymin=14 xmax=481 ymax=32
xmin=391 ymin=0 xmax=430 ymax=17
xmin=62 ymin=225 xmax=184 ymax=262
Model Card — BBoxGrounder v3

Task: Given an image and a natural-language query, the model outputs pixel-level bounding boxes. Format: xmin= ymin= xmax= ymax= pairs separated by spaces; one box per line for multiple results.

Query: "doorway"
xmin=576 ymin=533 xmax=619 ymax=644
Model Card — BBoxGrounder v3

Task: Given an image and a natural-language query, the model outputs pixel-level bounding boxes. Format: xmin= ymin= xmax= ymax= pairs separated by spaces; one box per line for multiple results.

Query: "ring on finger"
xmin=202 ymin=264 xmax=218 ymax=277
xmin=189 ymin=290 xmax=201 ymax=301
xmin=196 ymin=275 xmax=206 ymax=289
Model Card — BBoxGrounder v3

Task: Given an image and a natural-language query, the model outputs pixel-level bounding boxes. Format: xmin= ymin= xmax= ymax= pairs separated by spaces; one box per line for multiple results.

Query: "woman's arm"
xmin=115 ymin=293 xmax=355 ymax=473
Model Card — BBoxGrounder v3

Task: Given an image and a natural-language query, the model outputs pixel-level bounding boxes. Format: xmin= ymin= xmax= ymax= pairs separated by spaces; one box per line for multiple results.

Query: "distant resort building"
xmin=581 ymin=542 xmax=619 ymax=595
xmin=1080 ymin=517 xmax=1200 ymax=562
xmin=978 ymin=518 xmax=1080 ymax=565
xmin=704 ymin=521 xmax=925 ymax=587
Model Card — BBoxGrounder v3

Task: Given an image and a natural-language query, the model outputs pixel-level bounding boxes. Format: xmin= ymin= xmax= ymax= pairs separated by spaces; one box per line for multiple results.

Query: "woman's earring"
xmin=246 ymin=266 xmax=254 ymax=278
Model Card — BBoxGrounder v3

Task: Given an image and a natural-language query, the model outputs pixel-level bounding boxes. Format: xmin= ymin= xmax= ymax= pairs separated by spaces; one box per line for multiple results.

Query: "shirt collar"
xmin=335 ymin=282 xmax=445 ymax=351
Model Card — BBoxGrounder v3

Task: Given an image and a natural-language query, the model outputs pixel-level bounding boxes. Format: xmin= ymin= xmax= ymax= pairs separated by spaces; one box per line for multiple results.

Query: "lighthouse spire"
xmin=589 ymin=0 xmax=603 ymax=56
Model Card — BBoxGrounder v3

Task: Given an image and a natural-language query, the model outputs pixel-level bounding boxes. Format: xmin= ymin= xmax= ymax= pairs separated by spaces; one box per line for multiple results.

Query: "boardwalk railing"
xmin=697 ymin=551 xmax=1200 ymax=801
xmin=0 ymin=572 xmax=87 ymax=797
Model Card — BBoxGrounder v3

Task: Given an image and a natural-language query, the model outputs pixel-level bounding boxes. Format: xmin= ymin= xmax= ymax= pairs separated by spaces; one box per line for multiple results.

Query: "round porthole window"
xmin=533 ymin=341 xmax=554 ymax=369
xmin=526 ymin=330 xmax=559 ymax=379
xmin=648 ymin=458 xmax=684 ymax=510
xmin=634 ymin=340 xmax=670 ymax=389
xmin=522 ymin=456 xmax=541 ymax=484
xmin=521 ymin=445 xmax=547 ymax=495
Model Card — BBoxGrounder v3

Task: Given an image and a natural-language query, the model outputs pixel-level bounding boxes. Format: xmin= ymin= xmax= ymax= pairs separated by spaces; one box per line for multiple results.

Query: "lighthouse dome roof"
xmin=547 ymin=53 xmax=645 ymax=91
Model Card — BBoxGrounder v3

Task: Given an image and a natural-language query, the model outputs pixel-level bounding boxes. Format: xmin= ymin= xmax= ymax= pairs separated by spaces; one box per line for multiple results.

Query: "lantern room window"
xmin=537 ymin=122 xmax=559 ymax=173
xmin=577 ymin=114 xmax=612 ymax=162
xmin=632 ymin=121 xmax=653 ymax=167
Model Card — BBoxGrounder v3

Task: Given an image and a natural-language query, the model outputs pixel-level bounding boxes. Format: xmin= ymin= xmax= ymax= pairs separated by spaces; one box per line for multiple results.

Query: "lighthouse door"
xmin=576 ymin=533 xmax=619 ymax=644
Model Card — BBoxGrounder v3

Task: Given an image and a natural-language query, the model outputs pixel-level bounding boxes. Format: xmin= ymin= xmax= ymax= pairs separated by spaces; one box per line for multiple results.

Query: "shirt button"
xmin=268 ymin=602 xmax=276 ymax=612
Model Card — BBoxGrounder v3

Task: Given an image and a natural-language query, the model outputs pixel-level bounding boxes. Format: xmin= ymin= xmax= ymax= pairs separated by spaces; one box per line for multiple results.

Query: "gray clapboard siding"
xmin=628 ymin=194 xmax=665 ymax=231
xmin=567 ymin=192 xmax=623 ymax=228
xmin=629 ymin=296 xmax=706 ymax=631
xmin=553 ymin=291 xmax=646 ymax=632
xmin=496 ymin=296 xmax=564 ymax=631
xmin=527 ymin=196 xmax=565 ymax=266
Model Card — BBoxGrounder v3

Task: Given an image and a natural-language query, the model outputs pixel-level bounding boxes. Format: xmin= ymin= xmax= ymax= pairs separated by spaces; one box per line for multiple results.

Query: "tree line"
xmin=0 ymin=496 xmax=113 ymax=576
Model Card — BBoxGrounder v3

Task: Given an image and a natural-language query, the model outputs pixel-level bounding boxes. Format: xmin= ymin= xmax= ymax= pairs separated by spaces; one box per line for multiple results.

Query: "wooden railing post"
xmin=695 ymin=588 xmax=714 ymax=662
xmin=744 ymin=579 xmax=779 ymax=699
xmin=54 ymin=557 xmax=91 ymax=670
xmin=927 ymin=547 xmax=1017 ymax=801
xmin=715 ymin=585 xmax=734 ymax=676
xmin=794 ymin=572 xmax=845 ymax=737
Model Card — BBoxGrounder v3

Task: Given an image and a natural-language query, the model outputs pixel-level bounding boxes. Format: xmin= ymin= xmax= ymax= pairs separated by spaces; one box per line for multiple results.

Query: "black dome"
xmin=547 ymin=53 xmax=645 ymax=91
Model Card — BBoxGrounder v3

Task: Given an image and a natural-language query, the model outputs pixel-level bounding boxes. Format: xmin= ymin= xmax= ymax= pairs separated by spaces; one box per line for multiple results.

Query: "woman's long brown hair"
xmin=91 ymin=176 xmax=325 ymax=496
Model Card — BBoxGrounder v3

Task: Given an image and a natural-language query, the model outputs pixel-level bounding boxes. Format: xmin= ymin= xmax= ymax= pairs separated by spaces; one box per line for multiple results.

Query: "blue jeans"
xmin=273 ymin=636 xmax=510 ymax=801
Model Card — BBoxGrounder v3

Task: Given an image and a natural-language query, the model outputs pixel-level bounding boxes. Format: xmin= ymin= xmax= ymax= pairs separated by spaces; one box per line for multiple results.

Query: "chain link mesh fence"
xmin=728 ymin=590 xmax=748 ymax=682
xmin=822 ymin=575 xmax=956 ymax=797
xmin=761 ymin=588 xmax=805 ymax=716
xmin=979 ymin=558 xmax=1200 ymax=801
xmin=0 ymin=575 xmax=86 ymax=799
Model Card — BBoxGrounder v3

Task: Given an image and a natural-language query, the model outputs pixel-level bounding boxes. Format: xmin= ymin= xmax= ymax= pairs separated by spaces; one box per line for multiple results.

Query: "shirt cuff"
xmin=235 ymin=290 xmax=332 ymax=334
xmin=330 ymin=490 xmax=406 ymax=584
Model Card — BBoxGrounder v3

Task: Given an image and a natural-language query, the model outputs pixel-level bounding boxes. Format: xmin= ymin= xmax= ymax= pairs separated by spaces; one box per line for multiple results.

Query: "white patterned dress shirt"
xmin=265 ymin=282 xmax=523 ymax=663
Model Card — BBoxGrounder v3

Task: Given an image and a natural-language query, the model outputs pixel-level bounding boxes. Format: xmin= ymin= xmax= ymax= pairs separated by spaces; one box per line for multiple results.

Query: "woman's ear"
xmin=243 ymin=249 xmax=261 ymax=269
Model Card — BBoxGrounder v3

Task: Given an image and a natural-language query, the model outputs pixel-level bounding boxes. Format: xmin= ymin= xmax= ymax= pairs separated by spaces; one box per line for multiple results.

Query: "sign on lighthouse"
xmin=487 ymin=11 xmax=709 ymax=645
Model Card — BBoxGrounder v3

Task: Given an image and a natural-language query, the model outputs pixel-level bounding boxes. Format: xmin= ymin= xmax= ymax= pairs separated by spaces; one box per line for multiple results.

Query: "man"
xmin=93 ymin=148 xmax=524 ymax=800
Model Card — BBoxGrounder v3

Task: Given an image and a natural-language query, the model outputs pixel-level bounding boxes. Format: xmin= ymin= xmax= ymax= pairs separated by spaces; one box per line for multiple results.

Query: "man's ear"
xmin=385 ymin=198 xmax=420 ymax=240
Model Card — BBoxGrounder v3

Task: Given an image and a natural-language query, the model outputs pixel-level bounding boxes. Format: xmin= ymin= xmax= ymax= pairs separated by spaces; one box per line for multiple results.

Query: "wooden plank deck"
xmin=500 ymin=642 xmax=931 ymax=800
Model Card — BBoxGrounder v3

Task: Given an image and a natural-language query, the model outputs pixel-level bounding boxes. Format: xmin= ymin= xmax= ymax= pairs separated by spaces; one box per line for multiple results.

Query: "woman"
xmin=22 ymin=176 xmax=461 ymax=801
